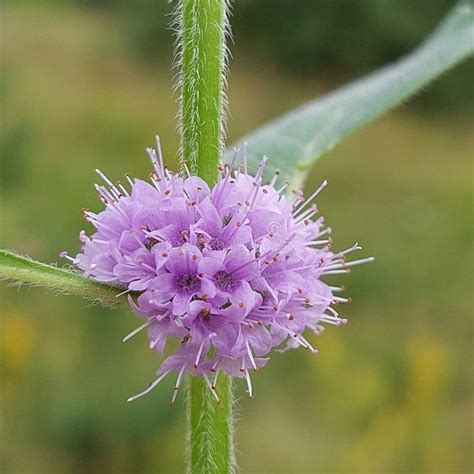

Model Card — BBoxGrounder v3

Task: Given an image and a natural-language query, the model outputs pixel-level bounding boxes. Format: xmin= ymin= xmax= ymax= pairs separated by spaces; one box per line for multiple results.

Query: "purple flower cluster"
xmin=63 ymin=137 xmax=371 ymax=402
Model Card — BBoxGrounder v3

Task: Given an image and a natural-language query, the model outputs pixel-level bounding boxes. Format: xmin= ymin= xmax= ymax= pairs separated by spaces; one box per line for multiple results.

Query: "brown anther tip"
xmin=198 ymin=272 xmax=204 ymax=277
xmin=193 ymin=364 xmax=198 ymax=369
xmin=230 ymin=180 xmax=235 ymax=184
xmin=210 ymin=368 xmax=216 ymax=373
xmin=239 ymin=303 xmax=245 ymax=308
xmin=288 ymin=314 xmax=295 ymax=321
xmin=211 ymin=385 xmax=216 ymax=390
xmin=197 ymin=186 xmax=202 ymax=191
xmin=248 ymin=323 xmax=254 ymax=329
xmin=245 ymin=201 xmax=250 ymax=206
xmin=262 ymin=188 xmax=268 ymax=194
xmin=179 ymin=249 xmax=184 ymax=256
xmin=201 ymin=293 xmax=207 ymax=300
xmin=162 ymin=252 xmax=169 ymax=257
xmin=297 ymin=288 xmax=303 ymax=294
xmin=192 ymin=254 xmax=198 ymax=261
xmin=252 ymin=182 xmax=257 ymax=187
xmin=347 ymin=297 xmax=353 ymax=304
xmin=272 ymin=256 xmax=278 ymax=262
xmin=174 ymin=387 xmax=179 ymax=391
xmin=239 ymin=368 xmax=245 ymax=373
xmin=202 ymin=307 xmax=210 ymax=314
xmin=304 ymin=298 xmax=310 ymax=304
xmin=236 ymin=221 xmax=241 ymax=227
xmin=272 ymin=305 xmax=278 ymax=312
xmin=164 ymin=190 xmax=171 ymax=196
xmin=304 ymin=219 xmax=309 ymax=225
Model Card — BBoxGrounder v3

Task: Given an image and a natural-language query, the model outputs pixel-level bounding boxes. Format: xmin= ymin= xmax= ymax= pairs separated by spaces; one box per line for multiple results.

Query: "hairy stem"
xmin=176 ymin=0 xmax=234 ymax=472
xmin=187 ymin=376 xmax=234 ymax=474
xmin=0 ymin=250 xmax=128 ymax=307
xmin=178 ymin=0 xmax=229 ymax=184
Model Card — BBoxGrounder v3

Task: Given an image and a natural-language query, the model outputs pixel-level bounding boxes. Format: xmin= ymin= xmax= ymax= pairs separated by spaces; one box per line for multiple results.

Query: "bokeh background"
xmin=1 ymin=1 xmax=473 ymax=473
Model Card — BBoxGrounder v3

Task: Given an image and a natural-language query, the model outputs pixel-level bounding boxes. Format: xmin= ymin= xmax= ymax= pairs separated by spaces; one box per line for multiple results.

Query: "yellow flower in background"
xmin=407 ymin=335 xmax=449 ymax=410
xmin=1 ymin=312 xmax=35 ymax=372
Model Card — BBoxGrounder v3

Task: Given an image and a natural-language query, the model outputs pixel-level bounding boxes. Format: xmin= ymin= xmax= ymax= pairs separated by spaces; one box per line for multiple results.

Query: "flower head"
xmin=63 ymin=137 xmax=372 ymax=401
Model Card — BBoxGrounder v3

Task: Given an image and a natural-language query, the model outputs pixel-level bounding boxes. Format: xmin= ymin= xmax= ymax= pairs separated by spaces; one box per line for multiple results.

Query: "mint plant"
xmin=1 ymin=1 xmax=472 ymax=472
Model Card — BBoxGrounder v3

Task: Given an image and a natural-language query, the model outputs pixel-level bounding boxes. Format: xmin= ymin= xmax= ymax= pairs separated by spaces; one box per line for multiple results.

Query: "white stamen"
xmin=204 ymin=374 xmax=220 ymax=402
xmin=322 ymin=269 xmax=351 ymax=275
xmin=342 ymin=256 xmax=374 ymax=267
xmin=155 ymin=135 xmax=165 ymax=174
xmin=212 ymin=370 xmax=220 ymax=389
xmin=269 ymin=170 xmax=280 ymax=187
xmin=183 ymin=162 xmax=191 ymax=178
xmin=245 ymin=340 xmax=257 ymax=370
xmin=333 ymin=296 xmax=350 ymax=303
xmin=127 ymin=371 xmax=170 ymax=402
xmin=95 ymin=169 xmax=121 ymax=199
xmin=122 ymin=320 xmax=151 ymax=342
xmin=171 ymin=364 xmax=187 ymax=404
xmin=244 ymin=369 xmax=253 ymax=398
xmin=294 ymin=180 xmax=328 ymax=216
xmin=298 ymin=334 xmax=318 ymax=353
xmin=115 ymin=288 xmax=131 ymax=298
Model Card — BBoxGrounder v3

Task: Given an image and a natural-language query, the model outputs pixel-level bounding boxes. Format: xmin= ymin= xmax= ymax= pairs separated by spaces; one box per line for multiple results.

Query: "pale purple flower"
xmin=62 ymin=137 xmax=372 ymax=402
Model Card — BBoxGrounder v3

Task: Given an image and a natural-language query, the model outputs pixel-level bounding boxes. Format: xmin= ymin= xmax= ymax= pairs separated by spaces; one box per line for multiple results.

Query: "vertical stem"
xmin=179 ymin=0 xmax=228 ymax=185
xmin=187 ymin=376 xmax=234 ymax=474
xmin=176 ymin=0 xmax=234 ymax=473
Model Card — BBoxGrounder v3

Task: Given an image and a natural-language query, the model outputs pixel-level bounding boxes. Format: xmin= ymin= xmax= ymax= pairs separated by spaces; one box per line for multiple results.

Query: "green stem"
xmin=0 ymin=250 xmax=130 ymax=307
xmin=177 ymin=0 xmax=234 ymax=472
xmin=179 ymin=0 xmax=228 ymax=184
xmin=186 ymin=376 xmax=234 ymax=474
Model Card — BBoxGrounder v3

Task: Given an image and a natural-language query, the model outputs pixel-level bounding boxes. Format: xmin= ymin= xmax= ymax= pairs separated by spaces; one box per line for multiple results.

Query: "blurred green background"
xmin=1 ymin=1 xmax=473 ymax=473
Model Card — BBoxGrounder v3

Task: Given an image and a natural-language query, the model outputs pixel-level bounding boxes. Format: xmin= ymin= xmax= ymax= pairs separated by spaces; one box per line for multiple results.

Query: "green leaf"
xmin=0 ymin=249 xmax=128 ymax=307
xmin=228 ymin=1 xmax=474 ymax=188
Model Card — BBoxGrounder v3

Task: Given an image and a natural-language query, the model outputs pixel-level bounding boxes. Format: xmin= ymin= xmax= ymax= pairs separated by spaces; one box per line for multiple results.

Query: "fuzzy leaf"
xmin=228 ymin=1 xmax=474 ymax=187
xmin=0 ymin=249 xmax=127 ymax=307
